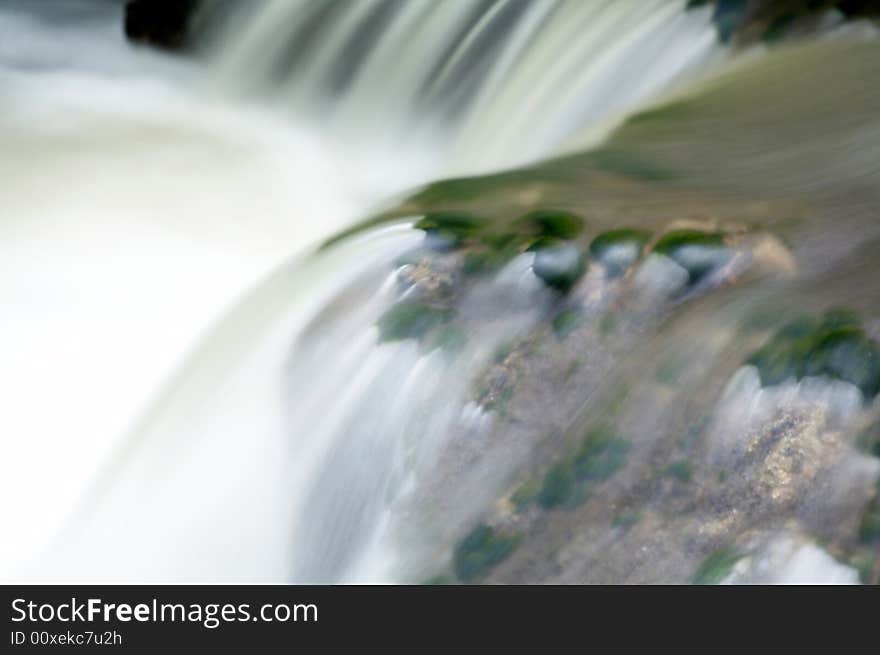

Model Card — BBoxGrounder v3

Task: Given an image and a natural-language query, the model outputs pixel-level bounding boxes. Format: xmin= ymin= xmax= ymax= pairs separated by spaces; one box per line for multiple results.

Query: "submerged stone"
xmin=377 ymin=302 xmax=453 ymax=342
xmin=453 ymin=524 xmax=520 ymax=582
xmin=652 ymin=230 xmax=729 ymax=284
xmin=589 ymin=229 xmax=651 ymax=276
xmin=532 ymin=243 xmax=587 ymax=293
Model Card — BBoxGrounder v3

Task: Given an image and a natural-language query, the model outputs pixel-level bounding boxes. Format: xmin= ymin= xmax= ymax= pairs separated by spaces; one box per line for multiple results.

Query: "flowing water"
xmin=2 ymin=1 xmax=879 ymax=583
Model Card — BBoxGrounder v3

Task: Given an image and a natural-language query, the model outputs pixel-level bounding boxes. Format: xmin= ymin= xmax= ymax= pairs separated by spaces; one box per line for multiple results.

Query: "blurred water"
xmin=2 ymin=1 xmax=877 ymax=584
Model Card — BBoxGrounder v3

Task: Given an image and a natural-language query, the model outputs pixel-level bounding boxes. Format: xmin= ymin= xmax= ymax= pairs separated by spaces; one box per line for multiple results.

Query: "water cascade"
xmin=2 ymin=0 xmax=879 ymax=584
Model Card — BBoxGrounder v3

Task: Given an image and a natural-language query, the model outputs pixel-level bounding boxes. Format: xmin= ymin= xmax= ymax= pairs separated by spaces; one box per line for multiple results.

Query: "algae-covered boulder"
xmin=589 ymin=229 xmax=651 ymax=277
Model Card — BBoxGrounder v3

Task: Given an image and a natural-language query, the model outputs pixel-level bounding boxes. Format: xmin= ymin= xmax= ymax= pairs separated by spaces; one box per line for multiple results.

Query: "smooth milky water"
xmin=16 ymin=1 xmax=860 ymax=583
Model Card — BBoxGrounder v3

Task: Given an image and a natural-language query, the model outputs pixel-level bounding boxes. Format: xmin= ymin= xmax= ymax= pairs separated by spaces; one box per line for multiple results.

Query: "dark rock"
xmin=125 ymin=0 xmax=200 ymax=50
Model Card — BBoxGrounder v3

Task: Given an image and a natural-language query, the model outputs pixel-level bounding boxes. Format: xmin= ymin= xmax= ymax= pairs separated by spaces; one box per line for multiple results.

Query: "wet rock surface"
xmin=372 ymin=200 xmax=878 ymax=584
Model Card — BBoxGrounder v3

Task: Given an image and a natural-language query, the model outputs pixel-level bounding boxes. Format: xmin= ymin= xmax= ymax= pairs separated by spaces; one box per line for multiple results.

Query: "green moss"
xmin=553 ymin=308 xmax=583 ymax=339
xmin=521 ymin=210 xmax=584 ymax=240
xmin=654 ymin=230 xmax=725 ymax=254
xmin=414 ymin=212 xmax=488 ymax=250
xmin=589 ymin=229 xmax=651 ymax=277
xmin=572 ymin=427 xmax=630 ymax=482
xmin=377 ymin=303 xmax=454 ymax=342
xmin=532 ymin=243 xmax=587 ymax=293
xmin=652 ymin=229 xmax=729 ymax=284
xmin=538 ymin=460 xmax=575 ymax=508
xmin=664 ymin=460 xmax=693 ymax=483
xmin=747 ymin=310 xmax=880 ymax=399
xmin=692 ymin=548 xmax=743 ymax=585
xmin=589 ymin=229 xmax=651 ymax=257
xmin=453 ymin=524 xmax=520 ymax=582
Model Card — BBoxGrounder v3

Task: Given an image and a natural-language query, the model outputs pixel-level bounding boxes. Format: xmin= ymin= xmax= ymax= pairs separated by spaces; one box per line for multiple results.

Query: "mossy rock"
xmin=572 ymin=427 xmax=630 ymax=482
xmin=377 ymin=303 xmax=454 ymax=342
xmin=652 ymin=230 xmax=729 ymax=284
xmin=520 ymin=210 xmax=584 ymax=240
xmin=747 ymin=309 xmax=880 ymax=398
xmin=453 ymin=524 xmax=520 ymax=582
xmin=692 ymin=547 xmax=742 ymax=584
xmin=532 ymin=243 xmax=587 ymax=293
xmin=589 ymin=229 xmax=651 ymax=276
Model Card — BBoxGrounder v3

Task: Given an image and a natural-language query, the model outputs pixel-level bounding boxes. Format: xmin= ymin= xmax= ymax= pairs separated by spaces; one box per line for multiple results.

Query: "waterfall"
xmin=207 ymin=0 xmax=723 ymax=176
xmin=3 ymin=1 xmax=877 ymax=584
